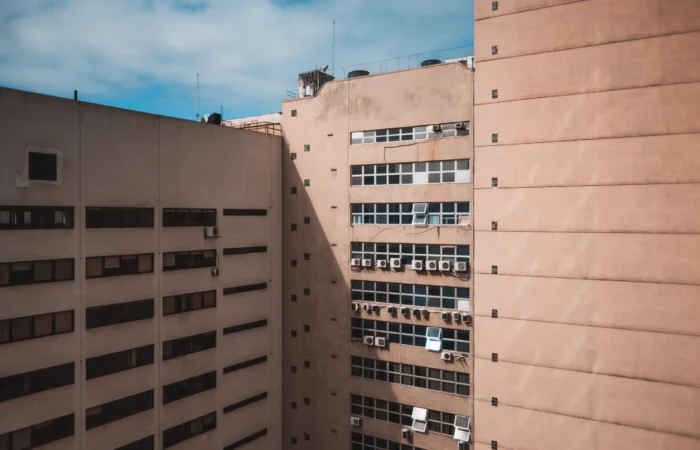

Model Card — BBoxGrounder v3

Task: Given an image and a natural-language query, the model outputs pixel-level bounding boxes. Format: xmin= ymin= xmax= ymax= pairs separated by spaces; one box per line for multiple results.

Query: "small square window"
xmin=304 ymin=217 xmax=310 ymax=224
xmin=304 ymin=361 xmax=310 ymax=369
xmin=304 ymin=288 xmax=310 ymax=295
xmin=291 ymin=153 xmax=297 ymax=160
xmin=291 ymin=187 xmax=297 ymax=194
xmin=492 ymin=45 xmax=498 ymax=55
xmin=291 ymin=224 xmax=297 ymax=231
xmin=291 ymin=109 xmax=297 ymax=117
xmin=304 ymin=179 xmax=310 ymax=187
xmin=304 ymin=433 xmax=310 ymax=441
xmin=291 ymin=437 xmax=297 ymax=444
xmin=291 ymin=366 xmax=297 ymax=373
xmin=291 ymin=330 xmax=297 ymax=337
xmin=291 ymin=260 xmax=297 ymax=267
xmin=291 ymin=295 xmax=297 ymax=302
xmin=492 ymin=89 xmax=498 ymax=99
xmin=492 ymin=1 xmax=498 ymax=10
xmin=28 ymin=151 xmax=58 ymax=181
xmin=491 ymin=133 xmax=498 ymax=143
xmin=304 ymin=253 xmax=310 ymax=260
xmin=291 ymin=402 xmax=297 ymax=409
xmin=304 ymin=325 xmax=310 ymax=332
xmin=491 ymin=177 xmax=498 ymax=187
xmin=304 ymin=144 xmax=310 ymax=152
xmin=304 ymin=397 xmax=310 ymax=405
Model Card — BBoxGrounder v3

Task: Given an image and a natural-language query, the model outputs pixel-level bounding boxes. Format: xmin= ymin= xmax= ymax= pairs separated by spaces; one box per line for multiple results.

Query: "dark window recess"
xmin=304 ymin=217 xmax=310 ymax=224
xmin=492 ymin=1 xmax=498 ymax=10
xmin=291 ymin=366 xmax=297 ymax=374
xmin=223 ymin=429 xmax=268 ymax=450
xmin=163 ymin=331 xmax=216 ymax=360
xmin=223 ymin=246 xmax=267 ymax=256
xmin=291 ymin=402 xmax=297 ymax=410
xmin=86 ymin=389 xmax=154 ymax=430
xmin=163 ymin=290 xmax=216 ymax=316
xmin=86 ymin=345 xmax=154 ymax=380
xmin=223 ymin=319 xmax=268 ymax=335
xmin=86 ymin=299 xmax=154 ymax=329
xmin=223 ymin=392 xmax=268 ymax=414
xmin=0 ymin=206 xmax=73 ymax=230
xmin=0 ymin=310 xmax=74 ymax=344
xmin=291 ymin=110 xmax=297 ymax=117
xmin=291 ymin=295 xmax=297 ymax=302
xmin=291 ymin=224 xmax=297 ymax=231
xmin=303 ymin=179 xmax=310 ymax=187
xmin=0 ymin=413 xmax=74 ymax=450
xmin=291 ymin=153 xmax=297 ymax=160
xmin=115 ymin=435 xmax=155 ymax=450
xmin=492 ymin=45 xmax=498 ymax=55
xmin=223 ymin=209 xmax=267 ymax=217
xmin=85 ymin=207 xmax=154 ymax=228
xmin=491 ymin=177 xmax=498 ymax=187
xmin=0 ymin=362 xmax=74 ymax=403
xmin=304 ymin=145 xmax=311 ymax=152
xmin=291 ymin=187 xmax=297 ymax=194
xmin=304 ymin=433 xmax=311 ymax=441
xmin=162 ymin=208 xmax=216 ymax=227
xmin=162 ymin=250 xmax=216 ymax=271
xmin=491 ymin=89 xmax=498 ymax=99
xmin=86 ymin=254 xmax=153 ymax=278
xmin=291 ymin=330 xmax=297 ymax=337
xmin=163 ymin=412 xmax=216 ymax=449
xmin=163 ymin=371 xmax=216 ymax=405
xmin=28 ymin=151 xmax=58 ymax=181
xmin=291 ymin=437 xmax=297 ymax=444
xmin=304 ymin=253 xmax=310 ymax=260
xmin=491 ymin=133 xmax=498 ymax=143
xmin=304 ymin=325 xmax=310 ymax=332
xmin=291 ymin=260 xmax=297 ymax=267
xmin=0 ymin=258 xmax=74 ymax=288
xmin=304 ymin=288 xmax=310 ymax=296
xmin=304 ymin=361 xmax=310 ymax=369
xmin=223 ymin=355 xmax=267 ymax=374
xmin=223 ymin=282 xmax=267 ymax=296
xmin=304 ymin=398 xmax=310 ymax=405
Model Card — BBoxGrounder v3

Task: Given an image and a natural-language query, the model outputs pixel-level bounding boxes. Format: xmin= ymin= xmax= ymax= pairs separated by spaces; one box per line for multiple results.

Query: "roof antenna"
xmin=196 ymin=73 xmax=200 ymax=120
xmin=332 ymin=20 xmax=335 ymax=75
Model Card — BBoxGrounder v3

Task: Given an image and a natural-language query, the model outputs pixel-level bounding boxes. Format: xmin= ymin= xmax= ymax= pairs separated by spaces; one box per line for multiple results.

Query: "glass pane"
xmin=12 ymin=317 xmax=32 ymax=340
xmin=33 ymin=260 xmax=53 ymax=282
xmin=138 ymin=254 xmax=152 ymax=273
xmin=0 ymin=264 xmax=8 ymax=286
xmin=54 ymin=311 xmax=73 ymax=333
xmin=54 ymin=259 xmax=73 ymax=281
xmin=34 ymin=314 xmax=53 ymax=337
xmin=456 ymin=159 xmax=469 ymax=170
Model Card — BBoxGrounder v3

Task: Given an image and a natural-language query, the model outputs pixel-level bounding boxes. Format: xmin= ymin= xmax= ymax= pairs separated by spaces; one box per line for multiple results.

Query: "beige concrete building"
xmin=472 ymin=0 xmax=700 ymax=449
xmin=0 ymin=88 xmax=283 ymax=450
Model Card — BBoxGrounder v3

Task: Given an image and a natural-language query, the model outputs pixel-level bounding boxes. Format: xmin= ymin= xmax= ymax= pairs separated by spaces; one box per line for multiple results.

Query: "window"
xmin=223 ymin=319 xmax=268 ymax=335
xmin=0 ymin=414 xmax=74 ymax=450
xmin=163 ymin=331 xmax=216 ymax=360
xmin=291 ymin=109 xmax=297 ymax=117
xmin=351 ymin=159 xmax=470 ymax=186
xmin=291 ymin=153 xmax=297 ymax=160
xmin=291 ymin=295 xmax=297 ymax=302
xmin=350 ymin=122 xmax=469 ymax=145
xmin=291 ymin=187 xmax=297 ymax=194
xmin=86 ymin=207 xmax=153 ymax=228
xmin=223 ymin=392 xmax=267 ymax=414
xmin=162 ymin=250 xmax=215 ymax=271
xmin=492 ymin=1 xmax=498 ymax=10
xmin=492 ymin=45 xmax=498 ymax=55
xmin=492 ymin=133 xmax=498 ymax=143
xmin=304 ymin=325 xmax=310 ymax=332
xmin=351 ymin=432 xmax=426 ymax=450
xmin=115 ymin=435 xmax=154 ymax=450
xmin=223 ymin=356 xmax=267 ymax=374
xmin=223 ymin=282 xmax=267 ymax=296
xmin=304 ymin=144 xmax=310 ymax=152
xmin=351 ymin=280 xmax=469 ymax=309
xmin=291 ymin=224 xmax=297 ymax=231
xmin=304 ymin=179 xmax=310 ymax=186
xmin=86 ymin=254 xmax=153 ymax=278
xmin=0 ymin=206 xmax=73 ymax=230
xmin=86 ymin=299 xmax=154 ymax=329
xmin=28 ymin=151 xmax=58 ymax=181
xmin=163 ymin=412 xmax=216 ymax=448
xmin=223 ymin=429 xmax=267 ymax=450
xmin=0 ymin=362 xmax=74 ymax=402
xmin=0 ymin=258 xmax=74 ymax=287
xmin=352 ymin=202 xmax=469 ymax=225
xmin=304 ymin=361 xmax=311 ymax=369
xmin=86 ymin=390 xmax=154 ymax=430
xmin=304 ymin=253 xmax=310 ymax=260
xmin=351 ymin=319 xmax=470 ymax=352
xmin=0 ymin=310 xmax=74 ymax=344
xmin=492 ymin=89 xmax=498 ymax=99
xmin=163 ymin=371 xmax=216 ymax=405
xmin=223 ymin=209 xmax=267 ymax=216
xmin=291 ymin=260 xmax=297 ymax=267
xmin=351 ymin=242 xmax=469 ymax=266
xmin=351 ymin=395 xmax=464 ymax=437
xmin=163 ymin=290 xmax=216 ymax=316
xmin=86 ymin=345 xmax=154 ymax=380
xmin=304 ymin=216 xmax=310 ymax=224
xmin=304 ymin=288 xmax=310 ymax=296
xmin=351 ymin=356 xmax=470 ymax=396
xmin=223 ymin=246 xmax=267 ymax=255
xmin=162 ymin=208 xmax=216 ymax=227
xmin=304 ymin=433 xmax=310 ymax=441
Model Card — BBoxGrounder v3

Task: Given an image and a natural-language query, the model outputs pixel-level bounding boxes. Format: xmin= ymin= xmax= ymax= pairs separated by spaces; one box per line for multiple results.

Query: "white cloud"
xmin=0 ymin=0 xmax=473 ymax=117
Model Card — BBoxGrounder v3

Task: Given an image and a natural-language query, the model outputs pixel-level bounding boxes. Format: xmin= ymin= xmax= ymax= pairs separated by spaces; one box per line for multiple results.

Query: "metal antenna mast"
xmin=196 ymin=73 xmax=200 ymax=120
xmin=332 ymin=20 xmax=335 ymax=75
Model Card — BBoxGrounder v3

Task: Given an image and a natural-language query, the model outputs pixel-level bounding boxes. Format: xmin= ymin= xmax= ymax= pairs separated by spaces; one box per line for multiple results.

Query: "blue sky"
xmin=0 ymin=0 xmax=474 ymax=120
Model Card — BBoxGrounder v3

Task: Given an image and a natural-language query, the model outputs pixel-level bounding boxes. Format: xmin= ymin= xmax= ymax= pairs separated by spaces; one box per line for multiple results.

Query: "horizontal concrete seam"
xmin=471 ymin=230 xmax=700 ymax=236
xmin=475 ymin=0 xmax=587 ymax=21
xmin=471 ymin=272 xmax=700 ymax=288
xmin=475 ymin=79 xmax=700 ymax=106
xmin=472 ymin=439 xmax=516 ymax=450
xmin=474 ymin=29 xmax=700 ymax=63
xmin=474 ymin=182 xmax=700 ymax=190
xmin=473 ymin=397 xmax=700 ymax=441
xmin=472 ymin=356 xmax=700 ymax=389
xmin=471 ymin=314 xmax=700 ymax=338
xmin=473 ymin=132 xmax=700 ymax=148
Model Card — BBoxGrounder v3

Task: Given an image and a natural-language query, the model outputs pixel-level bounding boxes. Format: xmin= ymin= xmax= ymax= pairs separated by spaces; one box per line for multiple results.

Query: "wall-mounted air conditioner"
xmin=426 ymin=260 xmax=438 ymax=271
xmin=411 ymin=260 xmax=424 ymax=271
xmin=362 ymin=259 xmax=372 ymax=267
xmin=211 ymin=268 xmax=220 ymax=276
xmin=350 ymin=417 xmax=361 ymax=427
xmin=453 ymin=416 xmax=471 ymax=442
xmin=374 ymin=337 xmax=387 ymax=347
xmin=363 ymin=336 xmax=374 ymax=346
xmin=362 ymin=304 xmax=372 ymax=312
xmin=351 ymin=258 xmax=361 ymax=267
xmin=390 ymin=258 xmax=402 ymax=269
xmin=376 ymin=260 xmax=387 ymax=268
xmin=454 ymin=261 xmax=468 ymax=272
xmin=439 ymin=260 xmax=452 ymax=271
xmin=411 ymin=407 xmax=428 ymax=433
xmin=452 ymin=312 xmax=461 ymax=322
xmin=204 ymin=226 xmax=219 ymax=238
xmin=388 ymin=306 xmax=397 ymax=315
xmin=441 ymin=351 xmax=453 ymax=361
xmin=351 ymin=302 xmax=361 ymax=312
xmin=441 ymin=312 xmax=450 ymax=320
xmin=401 ymin=307 xmax=410 ymax=316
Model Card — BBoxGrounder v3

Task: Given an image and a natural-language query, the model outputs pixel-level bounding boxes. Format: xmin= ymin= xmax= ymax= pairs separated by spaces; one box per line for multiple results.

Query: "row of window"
xmin=163 ymin=290 xmax=216 ymax=316
xmin=352 ymin=202 xmax=469 ymax=225
xmin=351 ymin=159 xmax=469 ymax=186
xmin=351 ymin=319 xmax=470 ymax=353
xmin=350 ymin=121 xmax=469 ymax=145
xmin=86 ymin=389 xmax=154 ymax=430
xmin=351 ymin=395 xmax=460 ymax=437
xmin=0 ymin=258 xmax=74 ymax=287
xmin=351 ymin=432 xmax=426 ymax=450
xmin=163 ymin=371 xmax=216 ymax=405
xmin=224 ymin=429 xmax=268 ymax=450
xmin=162 ymin=250 xmax=216 ymax=271
xmin=87 ymin=345 xmax=154 ymax=380
xmin=116 ymin=435 xmax=154 ymax=450
xmin=0 ymin=414 xmax=74 ymax=450
xmin=351 ymin=242 xmax=470 ymax=264
xmin=223 ymin=392 xmax=268 ymax=414
xmin=351 ymin=356 xmax=470 ymax=397
xmin=0 ymin=206 xmax=268 ymax=230
xmin=86 ymin=299 xmax=154 ymax=329
xmin=0 ymin=310 xmax=73 ymax=344
xmin=351 ymin=280 xmax=469 ymax=309
xmin=0 ymin=362 xmax=74 ymax=403
xmin=163 ymin=412 xmax=216 ymax=449
xmin=86 ymin=254 xmax=153 ymax=278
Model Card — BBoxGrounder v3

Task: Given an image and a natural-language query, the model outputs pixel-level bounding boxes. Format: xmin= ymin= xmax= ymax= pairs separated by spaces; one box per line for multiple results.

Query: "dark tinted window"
xmin=163 ymin=371 xmax=216 ymax=404
xmin=0 ymin=414 xmax=74 ymax=449
xmin=222 ymin=283 xmax=267 ymax=296
xmin=86 ymin=207 xmax=154 ymax=228
xmin=86 ymin=254 xmax=153 ymax=278
xmin=86 ymin=299 xmax=154 ymax=329
xmin=162 ymin=412 xmax=216 ymax=449
xmin=162 ymin=250 xmax=216 ymax=271
xmin=223 ymin=392 xmax=267 ymax=414
xmin=86 ymin=345 xmax=154 ymax=380
xmin=223 ymin=355 xmax=268 ymax=374
xmin=163 ymin=331 xmax=216 ymax=360
xmin=86 ymin=390 xmax=154 ymax=430
xmin=222 ymin=246 xmax=267 ymax=255
xmin=163 ymin=290 xmax=216 ymax=316
xmin=0 ymin=362 xmax=74 ymax=402
xmin=223 ymin=209 xmax=267 ymax=216
xmin=0 ymin=206 xmax=73 ymax=230
xmin=162 ymin=209 xmax=216 ymax=227
xmin=115 ymin=435 xmax=154 ymax=450
xmin=28 ymin=152 xmax=57 ymax=181
xmin=0 ymin=258 xmax=74 ymax=288
xmin=223 ymin=429 xmax=268 ymax=450
xmin=0 ymin=310 xmax=74 ymax=344
xmin=223 ymin=319 xmax=267 ymax=335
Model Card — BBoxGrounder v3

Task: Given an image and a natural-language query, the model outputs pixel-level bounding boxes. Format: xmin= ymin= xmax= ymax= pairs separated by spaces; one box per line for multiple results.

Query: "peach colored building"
xmin=0 ymin=87 xmax=283 ymax=450
xmin=472 ymin=0 xmax=700 ymax=449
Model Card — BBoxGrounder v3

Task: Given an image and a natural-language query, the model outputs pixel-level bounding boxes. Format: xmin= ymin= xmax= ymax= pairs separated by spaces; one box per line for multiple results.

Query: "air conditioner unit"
xmin=455 ymin=122 xmax=467 ymax=130
xmin=401 ymin=307 xmax=410 ymax=316
xmin=426 ymin=260 xmax=438 ymax=271
xmin=462 ymin=313 xmax=472 ymax=324
xmin=439 ymin=260 xmax=452 ymax=271
xmin=363 ymin=336 xmax=374 ymax=346
xmin=388 ymin=306 xmax=397 ymax=314
xmin=454 ymin=261 xmax=468 ymax=272
xmin=453 ymin=416 xmax=471 ymax=442
xmin=211 ymin=267 xmax=220 ymax=276
xmin=363 ymin=304 xmax=372 ymax=312
xmin=350 ymin=417 xmax=361 ymax=427
xmin=411 ymin=260 xmax=424 ymax=271
xmin=432 ymin=124 xmax=442 ymax=132
xmin=351 ymin=302 xmax=361 ymax=312
xmin=421 ymin=309 xmax=430 ymax=318
xmin=412 ymin=308 xmax=421 ymax=317
xmin=374 ymin=337 xmax=387 ymax=347
xmin=372 ymin=305 xmax=381 ymax=313
xmin=441 ymin=351 xmax=453 ymax=361
xmin=441 ymin=311 xmax=450 ymax=320
xmin=390 ymin=258 xmax=402 ymax=269
xmin=401 ymin=428 xmax=412 ymax=440
xmin=452 ymin=312 xmax=461 ymax=322
xmin=376 ymin=260 xmax=387 ymax=268
xmin=204 ymin=226 xmax=219 ymax=238
xmin=351 ymin=258 xmax=361 ymax=267
xmin=362 ymin=259 xmax=372 ymax=267
xmin=411 ymin=407 xmax=428 ymax=433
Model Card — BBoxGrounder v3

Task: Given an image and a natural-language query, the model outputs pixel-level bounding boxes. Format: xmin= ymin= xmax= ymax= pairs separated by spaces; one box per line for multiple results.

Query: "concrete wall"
xmin=473 ymin=1 xmax=700 ymax=449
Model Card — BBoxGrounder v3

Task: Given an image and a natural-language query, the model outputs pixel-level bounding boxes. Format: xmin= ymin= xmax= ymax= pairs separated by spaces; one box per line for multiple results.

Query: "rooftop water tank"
xmin=421 ymin=59 xmax=442 ymax=67
xmin=348 ymin=70 xmax=370 ymax=78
